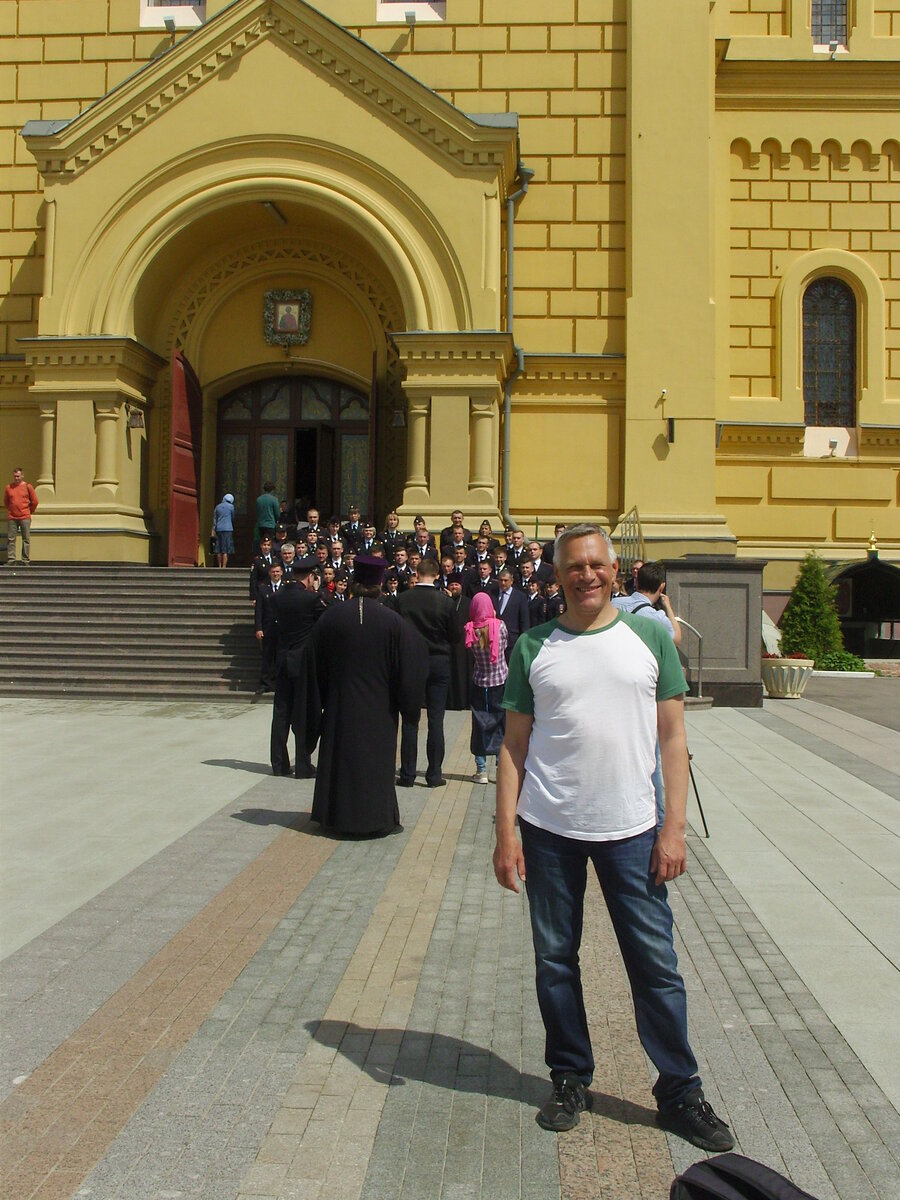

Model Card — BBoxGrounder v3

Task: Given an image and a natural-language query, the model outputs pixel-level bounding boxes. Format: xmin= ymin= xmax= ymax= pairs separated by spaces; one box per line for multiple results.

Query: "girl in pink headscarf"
xmin=464 ymin=591 xmax=509 ymax=784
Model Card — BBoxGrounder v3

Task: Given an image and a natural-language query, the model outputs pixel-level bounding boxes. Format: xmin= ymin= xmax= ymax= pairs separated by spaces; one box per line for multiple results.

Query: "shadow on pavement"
xmin=205 ymin=758 xmax=274 ymax=775
xmin=231 ymin=808 xmax=312 ymax=829
xmin=307 ymin=1019 xmax=658 ymax=1127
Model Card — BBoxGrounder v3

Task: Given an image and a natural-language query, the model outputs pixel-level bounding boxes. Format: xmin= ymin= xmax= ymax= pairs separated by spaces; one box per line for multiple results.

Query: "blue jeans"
xmin=519 ymin=818 xmax=700 ymax=1110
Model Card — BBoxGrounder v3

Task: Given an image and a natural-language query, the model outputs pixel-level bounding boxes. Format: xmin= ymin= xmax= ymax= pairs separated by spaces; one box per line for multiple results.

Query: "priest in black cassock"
xmin=306 ymin=554 xmax=429 ymax=837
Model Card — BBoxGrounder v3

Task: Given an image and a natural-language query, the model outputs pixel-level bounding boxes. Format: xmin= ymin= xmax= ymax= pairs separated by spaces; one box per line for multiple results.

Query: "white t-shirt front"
xmin=502 ymin=613 xmax=687 ymax=841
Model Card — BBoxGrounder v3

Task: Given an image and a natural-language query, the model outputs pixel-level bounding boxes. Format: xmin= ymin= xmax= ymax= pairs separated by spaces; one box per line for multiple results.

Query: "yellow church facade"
xmin=0 ymin=0 xmax=897 ymax=587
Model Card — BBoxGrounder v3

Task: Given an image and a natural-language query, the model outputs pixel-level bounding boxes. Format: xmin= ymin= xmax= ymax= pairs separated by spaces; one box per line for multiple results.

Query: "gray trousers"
xmin=7 ymin=517 xmax=31 ymax=562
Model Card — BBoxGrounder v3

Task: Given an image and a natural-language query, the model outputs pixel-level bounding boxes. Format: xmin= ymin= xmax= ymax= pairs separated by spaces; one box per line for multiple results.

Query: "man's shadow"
xmin=306 ymin=1019 xmax=657 ymax=1127
xmin=231 ymin=808 xmax=311 ymax=830
xmin=205 ymin=758 xmax=274 ymax=776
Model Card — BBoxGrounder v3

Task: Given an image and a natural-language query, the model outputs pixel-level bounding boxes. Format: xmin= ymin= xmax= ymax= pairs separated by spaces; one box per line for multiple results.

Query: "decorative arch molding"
xmin=61 ymin=144 xmax=472 ymax=337
xmin=776 ymin=248 xmax=886 ymax=423
xmin=156 ymin=234 xmax=409 ymax=517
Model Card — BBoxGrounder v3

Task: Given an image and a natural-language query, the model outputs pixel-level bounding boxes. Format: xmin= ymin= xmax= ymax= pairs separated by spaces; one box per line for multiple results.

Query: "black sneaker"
xmin=657 ymin=1091 xmax=734 ymax=1152
xmin=536 ymin=1075 xmax=593 ymax=1132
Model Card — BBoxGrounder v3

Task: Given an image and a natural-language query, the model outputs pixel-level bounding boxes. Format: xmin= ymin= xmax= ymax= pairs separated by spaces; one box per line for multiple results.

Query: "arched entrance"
xmin=216 ymin=374 xmax=372 ymax=562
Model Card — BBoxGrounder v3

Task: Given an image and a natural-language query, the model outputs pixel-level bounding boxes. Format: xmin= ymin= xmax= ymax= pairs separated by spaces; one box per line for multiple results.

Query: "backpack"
xmin=671 ymin=1154 xmax=821 ymax=1200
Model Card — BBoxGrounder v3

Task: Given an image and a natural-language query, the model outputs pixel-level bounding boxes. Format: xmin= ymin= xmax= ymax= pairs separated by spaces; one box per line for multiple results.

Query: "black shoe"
xmin=426 ymin=777 xmax=447 ymax=788
xmin=396 ymin=776 xmax=415 ymax=788
xmin=657 ymin=1091 xmax=734 ymax=1152
xmin=536 ymin=1075 xmax=593 ymax=1132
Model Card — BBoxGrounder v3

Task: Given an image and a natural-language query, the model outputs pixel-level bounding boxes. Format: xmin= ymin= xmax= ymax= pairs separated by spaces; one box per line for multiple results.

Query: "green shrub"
xmin=779 ymin=551 xmax=845 ymax=665
xmin=816 ymin=650 xmax=868 ymax=672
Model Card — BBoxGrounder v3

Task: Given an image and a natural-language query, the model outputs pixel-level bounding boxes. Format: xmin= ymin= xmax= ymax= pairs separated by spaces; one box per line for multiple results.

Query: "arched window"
xmin=802 ymin=277 xmax=856 ymax=427
xmin=812 ymin=1 xmax=847 ymax=46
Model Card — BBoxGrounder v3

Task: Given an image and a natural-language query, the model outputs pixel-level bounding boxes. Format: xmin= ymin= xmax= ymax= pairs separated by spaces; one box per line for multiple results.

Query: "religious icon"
xmin=264 ymin=289 xmax=312 ymax=347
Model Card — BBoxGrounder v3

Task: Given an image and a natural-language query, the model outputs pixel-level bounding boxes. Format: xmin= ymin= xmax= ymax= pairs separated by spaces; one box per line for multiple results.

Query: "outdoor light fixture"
xmin=163 ymin=16 xmax=176 ymax=32
xmin=405 ymin=10 xmax=416 ymax=26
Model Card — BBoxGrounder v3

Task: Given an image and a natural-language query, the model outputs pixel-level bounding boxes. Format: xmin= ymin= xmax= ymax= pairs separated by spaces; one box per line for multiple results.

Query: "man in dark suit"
xmin=393 ymin=546 xmax=414 ymax=592
xmin=340 ymin=505 xmax=364 ymax=552
xmin=397 ymin=557 xmax=460 ymax=787
xmin=528 ymin=539 xmax=556 ymax=584
xmin=465 ymin=556 xmax=497 ymax=599
xmin=409 ymin=526 xmax=439 ymax=563
xmin=254 ymin=560 xmax=284 ymax=695
xmin=506 ymin=527 xmax=528 ymax=571
xmin=249 ymin=534 xmax=277 ymax=604
xmin=266 ymin=556 xmax=324 ymax=777
xmin=439 ymin=509 xmax=473 ymax=548
xmin=493 ymin=567 xmax=529 ymax=662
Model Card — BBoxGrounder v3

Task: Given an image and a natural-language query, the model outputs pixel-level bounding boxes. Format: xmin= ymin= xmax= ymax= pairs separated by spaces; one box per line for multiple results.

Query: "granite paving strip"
xmin=234 ymin=719 xmax=475 ymax=1200
xmin=742 ymin=705 xmax=900 ymax=802
xmin=0 ymin=806 xmax=337 ymax=1200
xmin=671 ymin=833 xmax=900 ymax=1200
xmin=2 ymin=776 xmax=313 ymax=1100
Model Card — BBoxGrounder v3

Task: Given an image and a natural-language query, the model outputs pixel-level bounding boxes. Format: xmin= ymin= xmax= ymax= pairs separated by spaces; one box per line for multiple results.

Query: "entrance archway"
xmin=216 ymin=375 xmax=372 ymax=562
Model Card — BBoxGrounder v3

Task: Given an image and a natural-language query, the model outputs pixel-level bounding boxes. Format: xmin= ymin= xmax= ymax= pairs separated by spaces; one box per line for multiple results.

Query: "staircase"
xmin=0 ymin=565 xmax=260 ymax=700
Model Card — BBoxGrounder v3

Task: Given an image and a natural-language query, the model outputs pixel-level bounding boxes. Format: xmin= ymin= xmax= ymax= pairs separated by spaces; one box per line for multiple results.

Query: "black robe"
xmin=307 ymin=597 xmax=428 ymax=836
xmin=447 ymin=592 xmax=472 ymax=711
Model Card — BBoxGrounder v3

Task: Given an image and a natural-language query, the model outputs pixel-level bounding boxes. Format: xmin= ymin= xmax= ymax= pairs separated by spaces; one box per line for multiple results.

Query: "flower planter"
xmin=761 ymin=658 xmax=815 ymax=699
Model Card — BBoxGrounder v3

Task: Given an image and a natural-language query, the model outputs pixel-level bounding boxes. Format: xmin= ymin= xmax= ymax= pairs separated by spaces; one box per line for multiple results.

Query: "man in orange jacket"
xmin=4 ymin=467 xmax=38 ymax=564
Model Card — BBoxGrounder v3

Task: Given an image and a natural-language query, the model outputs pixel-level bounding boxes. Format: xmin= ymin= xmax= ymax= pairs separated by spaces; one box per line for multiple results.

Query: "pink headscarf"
xmin=465 ymin=591 xmax=502 ymax=663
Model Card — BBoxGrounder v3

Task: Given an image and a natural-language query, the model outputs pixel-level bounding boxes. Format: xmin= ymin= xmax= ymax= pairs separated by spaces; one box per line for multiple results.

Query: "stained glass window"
xmin=260 ymin=381 xmax=291 ymax=421
xmin=220 ymin=393 xmax=251 ymax=421
xmin=812 ymin=1 xmax=847 ymax=45
xmin=802 ymin=277 xmax=856 ymax=427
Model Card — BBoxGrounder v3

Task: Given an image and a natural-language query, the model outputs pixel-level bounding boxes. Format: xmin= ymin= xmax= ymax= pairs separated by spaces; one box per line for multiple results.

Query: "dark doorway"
xmin=216 ymin=376 xmax=371 ymax=564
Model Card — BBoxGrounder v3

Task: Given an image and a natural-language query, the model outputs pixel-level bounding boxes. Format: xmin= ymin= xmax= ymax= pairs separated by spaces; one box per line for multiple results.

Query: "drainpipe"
xmin=501 ymin=164 xmax=534 ymax=531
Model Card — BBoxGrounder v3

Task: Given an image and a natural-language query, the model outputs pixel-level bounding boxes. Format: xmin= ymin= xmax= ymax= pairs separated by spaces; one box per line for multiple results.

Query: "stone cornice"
xmin=716 ymin=59 xmax=900 ymax=111
xmin=716 ymin=423 xmax=805 ymax=454
xmin=859 ymin=426 xmax=900 ymax=451
xmin=393 ymin=331 xmax=516 ymax=391
xmin=20 ymin=337 xmax=166 ymax=397
xmin=20 ymin=0 xmax=519 ymax=190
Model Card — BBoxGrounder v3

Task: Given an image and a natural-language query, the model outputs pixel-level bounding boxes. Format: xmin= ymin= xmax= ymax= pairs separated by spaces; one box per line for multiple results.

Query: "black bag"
xmin=671 ymin=1154 xmax=821 ymax=1200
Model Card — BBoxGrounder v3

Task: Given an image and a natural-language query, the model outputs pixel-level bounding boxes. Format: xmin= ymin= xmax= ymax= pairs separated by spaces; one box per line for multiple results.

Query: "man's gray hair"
xmin=281 ymin=541 xmax=296 ymax=554
xmin=553 ymin=523 xmax=617 ymax=566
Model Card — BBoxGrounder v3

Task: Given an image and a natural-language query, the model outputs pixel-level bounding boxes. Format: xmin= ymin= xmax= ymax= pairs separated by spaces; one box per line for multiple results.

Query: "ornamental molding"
xmin=21 ymin=0 xmax=518 ymax=190
xmin=859 ymin=426 xmax=900 ymax=451
xmin=521 ymin=354 xmax=626 ymax=388
xmin=716 ymin=423 xmax=806 ymax=453
xmin=730 ymin=135 xmax=900 ymax=172
xmin=716 ymin=61 xmax=900 ymax=111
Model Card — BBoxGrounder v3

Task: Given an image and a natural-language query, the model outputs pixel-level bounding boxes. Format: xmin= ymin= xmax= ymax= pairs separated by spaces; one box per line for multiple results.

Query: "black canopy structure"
xmin=826 ymin=541 xmax=900 ymax=658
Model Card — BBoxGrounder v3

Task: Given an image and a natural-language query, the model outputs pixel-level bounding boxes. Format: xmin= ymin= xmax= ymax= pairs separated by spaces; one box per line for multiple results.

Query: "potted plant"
xmin=762 ymin=551 xmax=846 ymax=698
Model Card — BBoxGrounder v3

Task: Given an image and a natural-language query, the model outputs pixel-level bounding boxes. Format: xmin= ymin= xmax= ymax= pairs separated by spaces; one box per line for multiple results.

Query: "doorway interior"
xmin=216 ymin=375 xmax=372 ymax=563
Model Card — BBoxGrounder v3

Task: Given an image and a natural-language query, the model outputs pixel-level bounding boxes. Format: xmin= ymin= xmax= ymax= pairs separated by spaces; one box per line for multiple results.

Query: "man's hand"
xmin=650 ymin=825 xmax=687 ymax=885
xmin=493 ymin=835 xmax=526 ymax=893
xmin=255 ymin=629 xmax=264 ymax=642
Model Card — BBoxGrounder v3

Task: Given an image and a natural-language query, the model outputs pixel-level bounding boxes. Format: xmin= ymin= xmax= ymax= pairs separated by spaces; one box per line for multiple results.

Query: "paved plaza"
xmin=1 ymin=683 xmax=899 ymax=1200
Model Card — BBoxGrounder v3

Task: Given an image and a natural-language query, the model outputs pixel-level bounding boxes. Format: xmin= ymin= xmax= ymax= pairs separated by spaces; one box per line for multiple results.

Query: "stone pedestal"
xmin=667 ymin=556 xmax=767 ymax=707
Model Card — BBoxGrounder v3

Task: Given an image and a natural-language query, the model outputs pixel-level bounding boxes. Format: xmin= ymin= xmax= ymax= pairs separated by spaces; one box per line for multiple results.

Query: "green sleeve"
xmin=617 ymin=612 xmax=687 ymax=700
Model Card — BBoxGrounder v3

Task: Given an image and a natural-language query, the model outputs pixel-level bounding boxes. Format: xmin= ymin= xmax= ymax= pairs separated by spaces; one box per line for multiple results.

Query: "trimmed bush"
xmin=816 ymin=650 xmax=868 ymax=672
xmin=779 ymin=552 xmax=844 ymax=665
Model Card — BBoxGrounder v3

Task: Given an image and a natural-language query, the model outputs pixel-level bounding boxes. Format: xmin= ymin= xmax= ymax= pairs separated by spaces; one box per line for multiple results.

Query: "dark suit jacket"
xmin=249 ymin=554 xmax=277 ymax=600
xmin=255 ymin=581 xmax=284 ymax=633
xmin=397 ymin=584 xmax=460 ymax=658
xmin=493 ymin=587 xmax=529 ymax=651
xmin=464 ymin=573 xmax=498 ymax=600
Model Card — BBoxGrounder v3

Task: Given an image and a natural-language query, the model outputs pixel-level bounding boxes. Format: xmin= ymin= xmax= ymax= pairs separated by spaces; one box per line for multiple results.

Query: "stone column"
xmin=93 ymin=400 xmax=121 ymax=488
xmin=392 ymin=331 xmax=515 ymax=526
xmin=37 ymin=401 xmax=56 ymax=489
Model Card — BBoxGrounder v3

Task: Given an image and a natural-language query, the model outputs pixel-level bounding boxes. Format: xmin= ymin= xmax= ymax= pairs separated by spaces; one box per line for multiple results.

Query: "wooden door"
xmin=168 ymin=349 xmax=203 ymax=567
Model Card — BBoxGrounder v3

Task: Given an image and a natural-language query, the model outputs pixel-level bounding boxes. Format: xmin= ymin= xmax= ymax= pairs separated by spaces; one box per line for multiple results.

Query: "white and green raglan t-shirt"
xmin=502 ymin=612 xmax=687 ymax=841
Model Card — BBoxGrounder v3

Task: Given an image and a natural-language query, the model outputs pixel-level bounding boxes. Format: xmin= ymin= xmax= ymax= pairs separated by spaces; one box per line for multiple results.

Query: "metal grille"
xmin=802 ymin=277 xmax=856 ymax=427
xmin=811 ymin=0 xmax=847 ymax=44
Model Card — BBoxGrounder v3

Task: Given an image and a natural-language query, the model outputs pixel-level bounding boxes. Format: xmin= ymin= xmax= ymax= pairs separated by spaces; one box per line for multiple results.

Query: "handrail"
xmin=674 ymin=617 xmax=703 ymax=700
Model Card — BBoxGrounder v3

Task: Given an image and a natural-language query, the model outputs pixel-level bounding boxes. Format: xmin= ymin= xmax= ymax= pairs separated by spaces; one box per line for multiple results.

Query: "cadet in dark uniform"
xmin=266 ymin=555 xmax=324 ymax=777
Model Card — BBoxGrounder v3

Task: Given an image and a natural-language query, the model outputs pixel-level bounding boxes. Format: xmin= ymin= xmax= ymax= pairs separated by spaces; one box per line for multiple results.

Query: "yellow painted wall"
xmin=1 ymin=1 xmax=898 ymax=581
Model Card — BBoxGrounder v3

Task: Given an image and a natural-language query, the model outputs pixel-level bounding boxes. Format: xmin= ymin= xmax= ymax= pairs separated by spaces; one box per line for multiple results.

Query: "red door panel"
xmin=168 ymin=349 xmax=203 ymax=567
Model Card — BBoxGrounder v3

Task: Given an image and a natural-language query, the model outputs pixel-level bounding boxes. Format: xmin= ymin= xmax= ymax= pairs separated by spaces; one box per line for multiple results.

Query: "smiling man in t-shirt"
xmin=493 ymin=523 xmax=733 ymax=1153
